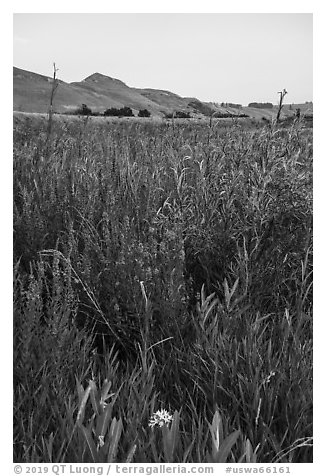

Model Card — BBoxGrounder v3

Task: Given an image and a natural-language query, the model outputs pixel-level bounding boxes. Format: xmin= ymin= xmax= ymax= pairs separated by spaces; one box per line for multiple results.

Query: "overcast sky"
xmin=13 ymin=13 xmax=312 ymax=105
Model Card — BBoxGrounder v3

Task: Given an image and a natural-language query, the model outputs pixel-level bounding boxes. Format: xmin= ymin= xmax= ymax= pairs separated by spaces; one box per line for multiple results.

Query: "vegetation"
xmin=248 ymin=102 xmax=274 ymax=109
xmin=47 ymin=63 xmax=59 ymax=137
xmin=220 ymin=102 xmax=242 ymax=108
xmin=213 ymin=112 xmax=249 ymax=119
xmin=188 ymin=100 xmax=215 ymax=116
xmin=69 ymin=106 xmax=153 ymax=118
xmin=104 ymin=106 xmax=134 ymax=117
xmin=13 ymin=116 xmax=313 ymax=463
xmin=165 ymin=111 xmax=192 ymax=119
xmin=75 ymin=103 xmax=93 ymax=116
xmin=138 ymin=109 xmax=151 ymax=118
xmin=276 ymin=89 xmax=288 ymax=124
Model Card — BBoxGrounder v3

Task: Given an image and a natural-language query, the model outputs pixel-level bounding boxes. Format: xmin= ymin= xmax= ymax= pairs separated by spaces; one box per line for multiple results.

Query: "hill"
xmin=13 ymin=67 xmax=312 ymax=120
xmin=13 ymin=67 xmax=198 ymax=117
xmin=14 ymin=67 xmax=110 ymax=114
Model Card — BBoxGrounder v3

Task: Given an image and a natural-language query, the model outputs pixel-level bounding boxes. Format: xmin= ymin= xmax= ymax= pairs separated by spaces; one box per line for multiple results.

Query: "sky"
xmin=13 ymin=13 xmax=312 ymax=105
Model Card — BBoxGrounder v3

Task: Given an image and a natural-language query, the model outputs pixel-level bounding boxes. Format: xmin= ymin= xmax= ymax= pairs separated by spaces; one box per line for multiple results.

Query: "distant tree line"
xmin=104 ymin=106 xmax=134 ymax=117
xmin=164 ymin=111 xmax=191 ymax=119
xmin=138 ymin=109 xmax=151 ymax=117
xmin=70 ymin=104 xmax=251 ymax=120
xmin=220 ymin=102 xmax=242 ymax=108
xmin=248 ymin=102 xmax=274 ymax=109
xmin=73 ymin=104 xmax=151 ymax=118
xmin=214 ymin=112 xmax=249 ymax=118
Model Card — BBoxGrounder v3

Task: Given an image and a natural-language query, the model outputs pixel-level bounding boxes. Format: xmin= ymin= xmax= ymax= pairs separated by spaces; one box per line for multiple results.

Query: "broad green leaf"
xmin=95 ymin=401 xmax=113 ymax=438
xmin=208 ymin=410 xmax=224 ymax=459
xmin=79 ymin=424 xmax=99 ymax=463
xmin=162 ymin=410 xmax=180 ymax=462
xmin=214 ymin=429 xmax=240 ymax=463
xmin=76 ymin=381 xmax=96 ymax=426
xmin=75 ymin=377 xmax=85 ymax=405
xmin=90 ymin=382 xmax=100 ymax=416
xmin=107 ymin=418 xmax=123 ymax=463
xmin=230 ymin=277 xmax=239 ymax=300
xmin=245 ymin=438 xmax=257 ymax=463
xmin=125 ymin=443 xmax=137 ymax=463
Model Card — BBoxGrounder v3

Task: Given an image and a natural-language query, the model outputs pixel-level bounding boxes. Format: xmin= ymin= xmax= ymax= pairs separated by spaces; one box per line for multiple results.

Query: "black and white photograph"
xmin=12 ymin=9 xmax=314 ymax=468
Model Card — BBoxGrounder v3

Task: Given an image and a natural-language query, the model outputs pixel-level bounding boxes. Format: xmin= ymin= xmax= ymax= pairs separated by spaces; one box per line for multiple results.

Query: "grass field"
xmin=13 ymin=115 xmax=313 ymax=463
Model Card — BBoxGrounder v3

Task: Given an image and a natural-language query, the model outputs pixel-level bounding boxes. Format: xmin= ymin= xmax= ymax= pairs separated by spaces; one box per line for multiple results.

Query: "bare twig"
xmin=276 ymin=88 xmax=287 ymax=124
xmin=47 ymin=62 xmax=59 ymax=138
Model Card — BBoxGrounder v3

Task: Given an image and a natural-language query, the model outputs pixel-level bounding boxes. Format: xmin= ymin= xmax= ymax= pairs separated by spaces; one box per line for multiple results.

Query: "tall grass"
xmin=13 ymin=116 xmax=313 ymax=462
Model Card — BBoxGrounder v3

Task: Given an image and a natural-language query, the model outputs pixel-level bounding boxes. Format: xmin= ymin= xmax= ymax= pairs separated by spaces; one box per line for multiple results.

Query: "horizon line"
xmin=13 ymin=64 xmax=313 ymax=106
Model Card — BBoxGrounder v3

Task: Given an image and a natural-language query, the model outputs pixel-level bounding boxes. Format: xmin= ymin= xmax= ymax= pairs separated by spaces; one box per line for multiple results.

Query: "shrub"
xmin=211 ymin=112 xmax=249 ymax=119
xmin=75 ymin=104 xmax=93 ymax=115
xmin=165 ymin=111 xmax=191 ymax=119
xmin=104 ymin=107 xmax=134 ymax=117
xmin=248 ymin=102 xmax=274 ymax=109
xmin=138 ymin=109 xmax=151 ymax=118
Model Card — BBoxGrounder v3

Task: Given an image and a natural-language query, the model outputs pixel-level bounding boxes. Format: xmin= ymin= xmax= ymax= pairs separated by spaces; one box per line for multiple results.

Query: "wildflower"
xmin=265 ymin=371 xmax=276 ymax=385
xmin=149 ymin=409 xmax=173 ymax=428
xmin=165 ymin=230 xmax=177 ymax=241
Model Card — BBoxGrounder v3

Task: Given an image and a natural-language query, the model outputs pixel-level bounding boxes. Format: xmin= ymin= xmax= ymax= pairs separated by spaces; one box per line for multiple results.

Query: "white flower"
xmin=265 ymin=371 xmax=276 ymax=385
xmin=149 ymin=409 xmax=173 ymax=428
